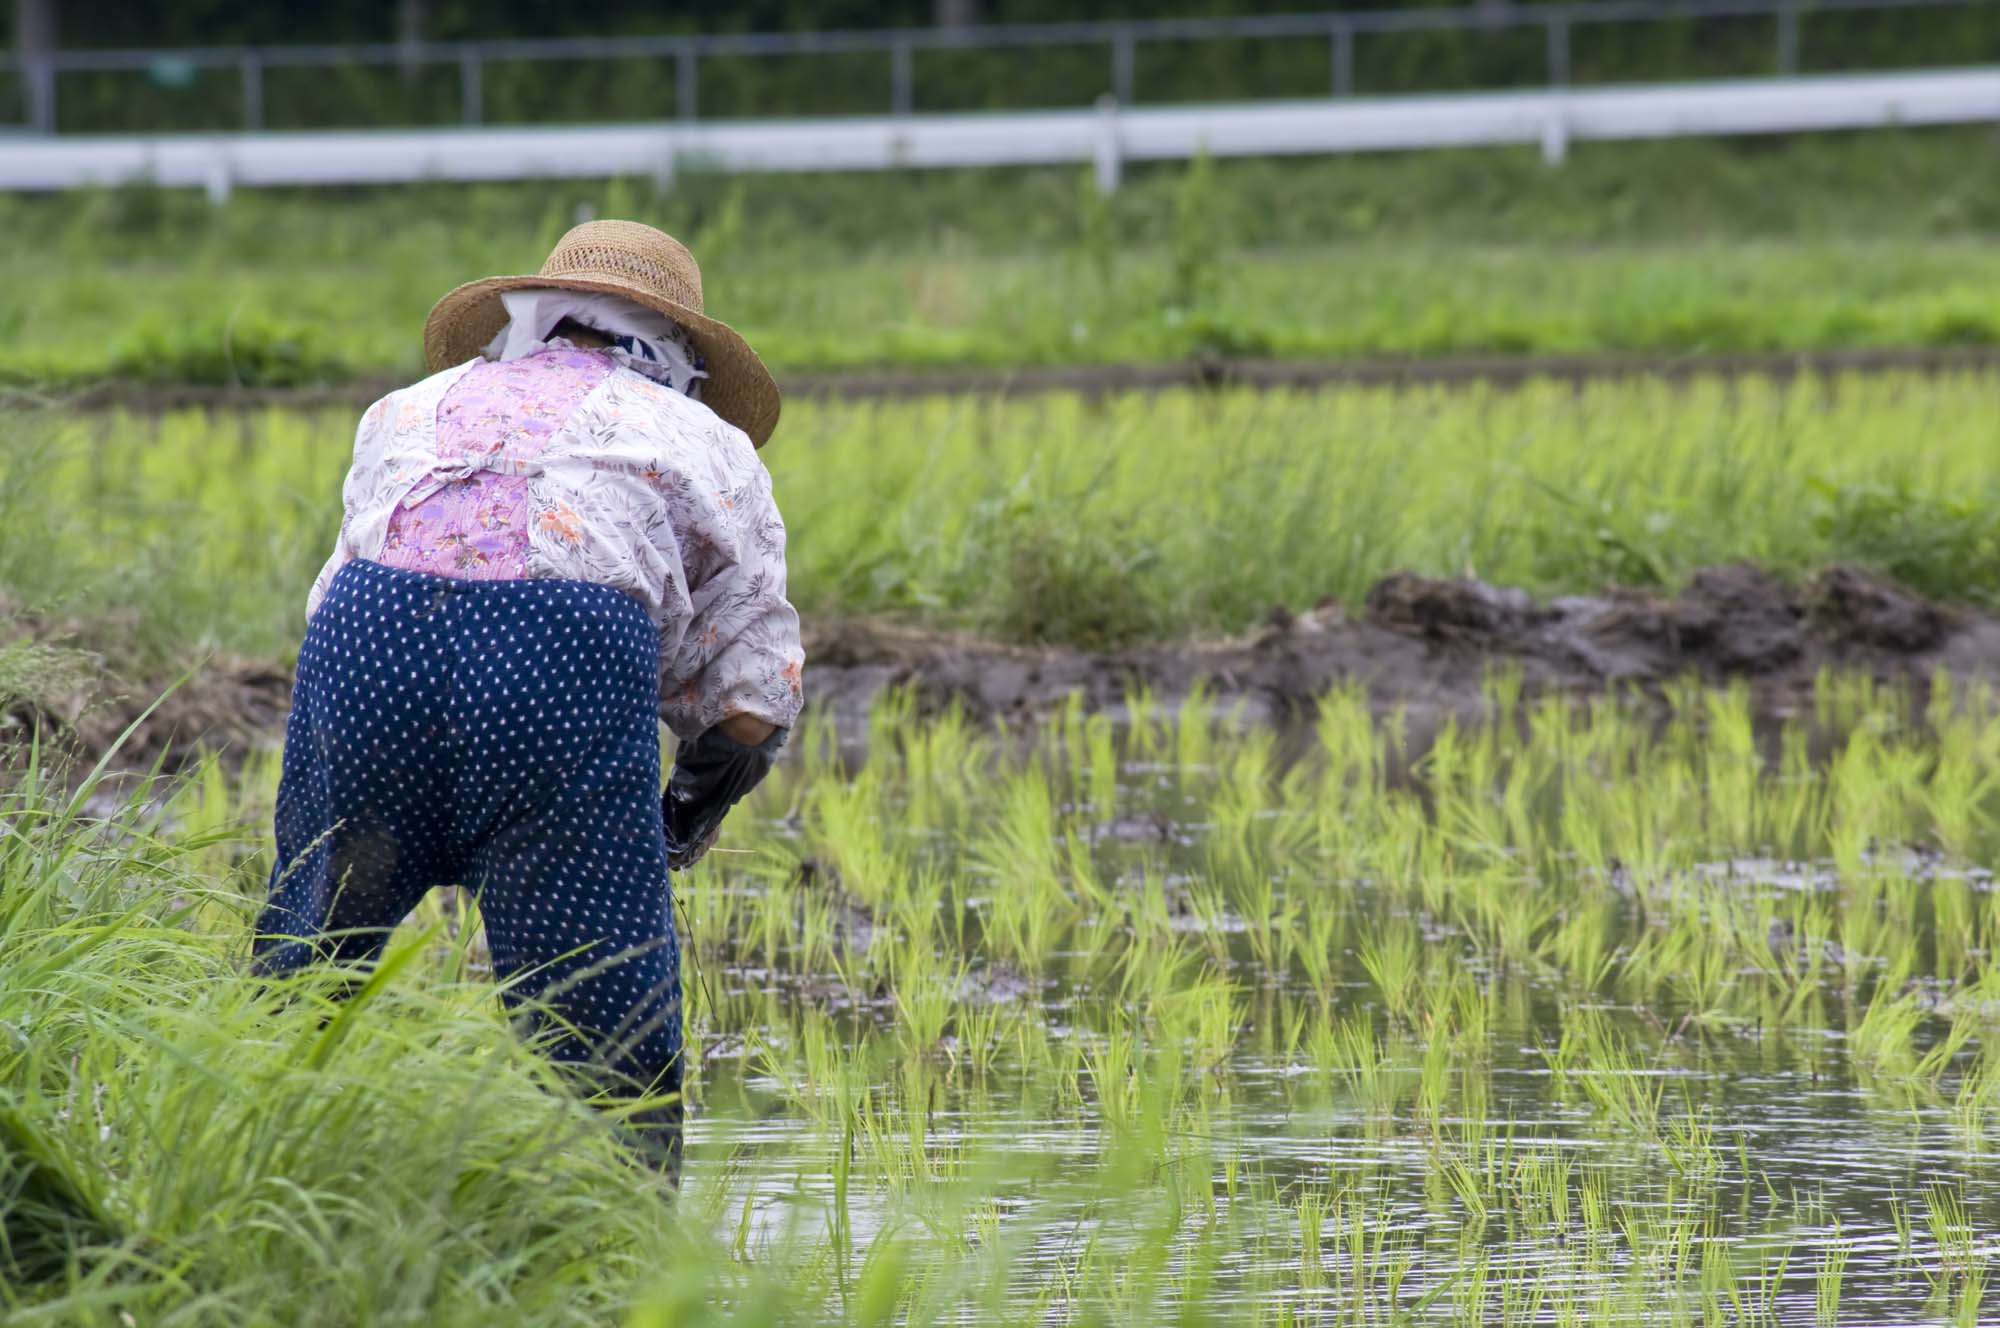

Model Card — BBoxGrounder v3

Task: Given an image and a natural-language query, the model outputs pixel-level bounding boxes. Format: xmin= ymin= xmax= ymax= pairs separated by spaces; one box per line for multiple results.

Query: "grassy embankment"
xmin=9 ymin=678 xmax=2000 ymax=1323
xmin=1 ymin=372 xmax=1994 ymax=693
xmin=5 ymin=127 xmax=2000 ymax=387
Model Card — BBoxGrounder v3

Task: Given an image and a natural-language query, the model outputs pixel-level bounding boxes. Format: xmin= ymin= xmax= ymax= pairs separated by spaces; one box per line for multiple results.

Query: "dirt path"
xmin=13 ymin=564 xmax=1996 ymax=774
xmin=43 ymin=345 xmax=2000 ymax=416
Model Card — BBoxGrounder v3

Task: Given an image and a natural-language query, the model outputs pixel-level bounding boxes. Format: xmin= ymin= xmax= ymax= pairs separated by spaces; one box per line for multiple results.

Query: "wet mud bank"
xmin=8 ymin=564 xmax=1998 ymax=774
xmin=48 ymin=343 xmax=2000 ymax=416
xmin=809 ymin=564 xmax=2000 ymax=740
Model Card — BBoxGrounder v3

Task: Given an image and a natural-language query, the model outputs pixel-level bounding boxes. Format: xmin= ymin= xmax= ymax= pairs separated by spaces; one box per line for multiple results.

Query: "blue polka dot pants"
xmin=254 ymin=559 xmax=682 ymax=1096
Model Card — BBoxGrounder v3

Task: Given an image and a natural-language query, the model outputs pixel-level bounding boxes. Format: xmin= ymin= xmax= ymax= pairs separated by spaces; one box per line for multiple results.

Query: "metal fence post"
xmin=892 ymin=38 xmax=914 ymax=114
xmin=1094 ymin=93 xmax=1121 ymax=194
xmin=1112 ymin=29 xmax=1135 ymax=105
xmin=204 ymin=151 xmax=232 ymax=203
xmin=240 ymin=53 xmax=264 ymax=130
xmin=1541 ymin=106 xmax=1569 ymax=165
xmin=1777 ymin=1 xmax=1801 ymax=74
xmin=26 ymin=57 xmax=56 ymax=133
xmin=460 ymin=50 xmax=482 ymax=125
xmin=1545 ymin=17 xmax=1570 ymax=88
xmin=1330 ymin=22 xmax=1354 ymax=97
xmin=677 ymin=45 xmax=698 ymax=122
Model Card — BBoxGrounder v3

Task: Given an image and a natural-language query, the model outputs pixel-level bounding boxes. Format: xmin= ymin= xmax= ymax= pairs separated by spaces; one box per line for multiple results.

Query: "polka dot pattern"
xmin=253 ymin=559 xmax=682 ymax=1094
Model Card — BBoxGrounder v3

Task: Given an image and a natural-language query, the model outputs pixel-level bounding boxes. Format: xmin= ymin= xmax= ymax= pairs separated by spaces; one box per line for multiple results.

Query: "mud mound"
xmin=1 ymin=651 xmax=291 ymax=776
xmin=0 ymin=598 xmax=292 ymax=775
xmin=59 ymin=344 xmax=2000 ymax=416
xmin=1365 ymin=573 xmax=1541 ymax=642
xmin=1804 ymin=565 xmax=1954 ymax=652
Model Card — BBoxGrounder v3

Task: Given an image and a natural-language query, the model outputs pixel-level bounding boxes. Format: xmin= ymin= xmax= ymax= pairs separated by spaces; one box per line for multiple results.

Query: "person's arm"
xmin=658 ymin=438 xmax=805 ymax=870
xmin=718 ymin=714 xmax=778 ymax=746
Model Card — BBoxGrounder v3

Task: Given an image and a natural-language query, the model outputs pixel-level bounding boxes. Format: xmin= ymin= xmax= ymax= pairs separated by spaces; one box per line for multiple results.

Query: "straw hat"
xmin=423 ymin=220 xmax=781 ymax=447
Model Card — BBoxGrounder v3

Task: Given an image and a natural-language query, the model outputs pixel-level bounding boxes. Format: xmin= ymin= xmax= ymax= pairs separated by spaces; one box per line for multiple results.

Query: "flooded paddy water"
xmin=138 ymin=671 xmax=2000 ymax=1324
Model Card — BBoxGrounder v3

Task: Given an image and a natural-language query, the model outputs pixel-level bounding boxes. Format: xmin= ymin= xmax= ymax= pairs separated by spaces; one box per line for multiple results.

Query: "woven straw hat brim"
xmin=423 ymin=273 xmax=780 ymax=448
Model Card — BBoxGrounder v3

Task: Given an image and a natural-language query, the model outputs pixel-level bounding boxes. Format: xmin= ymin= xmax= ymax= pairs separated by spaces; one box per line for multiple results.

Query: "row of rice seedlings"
xmin=596 ymin=668 xmax=2000 ymax=1181
xmin=752 ymin=696 xmax=1984 ymax=1304
xmin=772 ymin=684 xmax=1992 ymax=1248
xmin=1003 ymin=683 xmax=1954 ymax=979
xmin=18 ymin=366 xmax=2000 ymax=665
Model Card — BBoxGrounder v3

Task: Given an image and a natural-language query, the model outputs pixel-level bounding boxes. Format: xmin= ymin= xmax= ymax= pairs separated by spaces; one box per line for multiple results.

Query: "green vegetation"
xmin=7 ymin=128 xmax=2000 ymax=387
xmin=20 ymin=1 xmax=2000 ymax=132
xmin=10 ymin=675 xmax=2000 ymax=1322
xmin=5 ymin=371 xmax=1996 ymax=665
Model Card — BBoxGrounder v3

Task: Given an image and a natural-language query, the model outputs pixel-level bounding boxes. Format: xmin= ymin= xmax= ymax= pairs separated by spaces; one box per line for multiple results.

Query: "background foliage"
xmin=6 ymin=0 xmax=2000 ymax=130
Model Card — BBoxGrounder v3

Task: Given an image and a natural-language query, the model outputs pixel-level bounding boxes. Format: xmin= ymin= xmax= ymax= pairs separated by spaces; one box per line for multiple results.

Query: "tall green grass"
xmin=5 ymin=371 xmax=1997 ymax=664
xmin=7 ymin=128 xmax=2000 ymax=385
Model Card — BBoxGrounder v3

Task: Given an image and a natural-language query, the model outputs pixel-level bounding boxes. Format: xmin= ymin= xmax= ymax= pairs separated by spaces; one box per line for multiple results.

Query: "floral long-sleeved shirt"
xmin=309 ymin=342 xmax=804 ymax=740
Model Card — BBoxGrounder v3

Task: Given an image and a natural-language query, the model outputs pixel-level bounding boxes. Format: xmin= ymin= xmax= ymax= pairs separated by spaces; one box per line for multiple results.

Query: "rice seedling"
xmin=1816 ymin=1217 xmax=1851 ymax=1328
xmin=1357 ymin=919 xmax=1423 ymax=1026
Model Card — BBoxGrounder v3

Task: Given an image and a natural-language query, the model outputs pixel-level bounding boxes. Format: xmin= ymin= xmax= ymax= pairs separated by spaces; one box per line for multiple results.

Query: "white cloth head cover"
xmin=482 ymin=288 xmax=709 ymax=399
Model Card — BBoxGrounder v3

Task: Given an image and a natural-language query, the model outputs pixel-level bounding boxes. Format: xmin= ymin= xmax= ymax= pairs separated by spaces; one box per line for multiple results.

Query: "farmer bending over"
xmin=253 ymin=221 xmax=803 ymax=1180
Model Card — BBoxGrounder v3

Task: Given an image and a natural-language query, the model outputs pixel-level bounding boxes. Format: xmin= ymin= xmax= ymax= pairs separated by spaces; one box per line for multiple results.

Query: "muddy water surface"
xmin=670 ymin=689 xmax=2000 ymax=1324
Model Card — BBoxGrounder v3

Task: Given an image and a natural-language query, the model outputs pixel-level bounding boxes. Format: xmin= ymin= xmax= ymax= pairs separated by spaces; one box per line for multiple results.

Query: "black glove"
xmin=662 ymin=725 xmax=786 ymax=871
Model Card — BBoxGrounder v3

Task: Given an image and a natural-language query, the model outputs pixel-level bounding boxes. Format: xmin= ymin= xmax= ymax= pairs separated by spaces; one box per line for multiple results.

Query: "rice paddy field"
xmin=7 ymin=353 xmax=2000 ymax=1318
xmin=12 ymin=672 xmax=2000 ymax=1323
xmin=20 ymin=36 xmax=2000 ymax=1323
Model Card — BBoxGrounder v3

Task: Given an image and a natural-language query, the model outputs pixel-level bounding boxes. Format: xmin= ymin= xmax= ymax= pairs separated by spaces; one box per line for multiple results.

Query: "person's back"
xmin=254 ymin=221 xmax=804 ymax=1182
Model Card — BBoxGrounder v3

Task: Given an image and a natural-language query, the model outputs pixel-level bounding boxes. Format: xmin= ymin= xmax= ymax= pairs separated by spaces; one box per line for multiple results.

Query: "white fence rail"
xmin=3 ymin=66 xmax=1998 ymax=199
